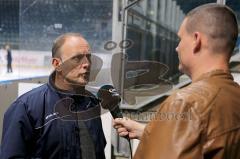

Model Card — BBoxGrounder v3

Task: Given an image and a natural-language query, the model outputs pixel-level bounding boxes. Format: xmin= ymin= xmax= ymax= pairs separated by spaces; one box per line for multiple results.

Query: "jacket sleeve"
xmin=133 ymin=96 xmax=205 ymax=159
xmin=0 ymin=100 xmax=34 ymax=159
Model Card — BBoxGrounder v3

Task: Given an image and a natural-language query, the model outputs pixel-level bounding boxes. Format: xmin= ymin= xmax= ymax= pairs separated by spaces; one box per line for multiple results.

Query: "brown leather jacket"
xmin=134 ymin=70 xmax=240 ymax=159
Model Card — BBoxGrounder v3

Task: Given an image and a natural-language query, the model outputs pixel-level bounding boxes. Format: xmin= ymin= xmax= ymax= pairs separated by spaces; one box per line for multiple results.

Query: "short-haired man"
xmin=1 ymin=33 xmax=106 ymax=159
xmin=114 ymin=3 xmax=240 ymax=159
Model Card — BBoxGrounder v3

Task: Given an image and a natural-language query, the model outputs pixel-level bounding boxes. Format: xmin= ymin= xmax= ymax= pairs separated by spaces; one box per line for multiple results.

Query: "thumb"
xmin=114 ymin=117 xmax=129 ymax=126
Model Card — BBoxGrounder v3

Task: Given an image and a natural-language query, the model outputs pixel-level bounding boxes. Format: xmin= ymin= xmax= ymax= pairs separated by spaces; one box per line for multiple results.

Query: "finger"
xmin=114 ymin=124 xmax=122 ymax=129
xmin=113 ymin=120 xmax=122 ymax=127
xmin=117 ymin=127 xmax=127 ymax=134
xmin=119 ymin=131 xmax=129 ymax=137
xmin=129 ymin=133 xmax=137 ymax=139
xmin=114 ymin=118 xmax=127 ymax=125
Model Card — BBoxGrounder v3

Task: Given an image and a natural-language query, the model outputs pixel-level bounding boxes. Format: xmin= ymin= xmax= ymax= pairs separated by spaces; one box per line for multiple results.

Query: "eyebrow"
xmin=71 ymin=53 xmax=91 ymax=58
xmin=74 ymin=51 xmax=91 ymax=55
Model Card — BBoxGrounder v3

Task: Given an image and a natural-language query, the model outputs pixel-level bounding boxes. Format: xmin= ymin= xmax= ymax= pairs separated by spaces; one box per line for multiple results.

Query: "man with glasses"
xmin=1 ymin=33 xmax=106 ymax=159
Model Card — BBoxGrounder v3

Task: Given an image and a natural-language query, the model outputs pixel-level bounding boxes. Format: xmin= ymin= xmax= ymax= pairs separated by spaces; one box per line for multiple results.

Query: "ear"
xmin=52 ymin=58 xmax=62 ymax=72
xmin=193 ymin=32 xmax=201 ymax=54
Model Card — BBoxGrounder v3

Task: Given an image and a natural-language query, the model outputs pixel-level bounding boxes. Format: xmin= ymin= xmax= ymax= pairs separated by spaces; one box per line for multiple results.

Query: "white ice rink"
xmin=0 ymin=65 xmax=52 ymax=83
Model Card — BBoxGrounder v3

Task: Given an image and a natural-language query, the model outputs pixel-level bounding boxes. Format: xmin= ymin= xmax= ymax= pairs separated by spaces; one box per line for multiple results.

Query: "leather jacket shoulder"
xmin=134 ymin=70 xmax=240 ymax=159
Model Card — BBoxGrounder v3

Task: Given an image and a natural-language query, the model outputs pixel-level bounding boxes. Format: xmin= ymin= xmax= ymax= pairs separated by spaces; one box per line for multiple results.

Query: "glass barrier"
xmin=117 ymin=0 xmax=216 ymax=109
xmin=0 ymin=0 xmax=113 ymax=84
xmin=226 ymin=0 xmax=240 ymax=56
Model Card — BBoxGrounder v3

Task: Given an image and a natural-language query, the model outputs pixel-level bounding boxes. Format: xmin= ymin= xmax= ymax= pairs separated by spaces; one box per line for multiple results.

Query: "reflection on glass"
xmin=226 ymin=0 xmax=240 ymax=55
xmin=0 ymin=0 xmax=113 ymax=82
xmin=121 ymin=0 xmax=216 ymax=107
xmin=20 ymin=0 xmax=113 ymax=52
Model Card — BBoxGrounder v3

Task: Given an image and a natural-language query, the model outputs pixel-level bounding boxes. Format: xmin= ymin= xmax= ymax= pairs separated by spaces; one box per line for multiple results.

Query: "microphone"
xmin=97 ymin=85 xmax=123 ymax=119
xmin=97 ymin=85 xmax=131 ymax=147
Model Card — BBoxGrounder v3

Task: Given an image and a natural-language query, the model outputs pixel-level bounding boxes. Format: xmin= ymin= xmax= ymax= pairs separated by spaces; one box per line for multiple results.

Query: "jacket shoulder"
xmin=7 ymin=84 xmax=50 ymax=115
xmin=168 ymin=80 xmax=220 ymax=116
xmin=176 ymin=80 xmax=219 ymax=100
xmin=17 ymin=84 xmax=49 ymax=103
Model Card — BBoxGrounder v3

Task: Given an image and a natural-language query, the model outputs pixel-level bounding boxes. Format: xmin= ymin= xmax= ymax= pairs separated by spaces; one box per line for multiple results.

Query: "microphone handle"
xmin=110 ymin=106 xmax=130 ymax=140
xmin=110 ymin=107 xmax=123 ymax=119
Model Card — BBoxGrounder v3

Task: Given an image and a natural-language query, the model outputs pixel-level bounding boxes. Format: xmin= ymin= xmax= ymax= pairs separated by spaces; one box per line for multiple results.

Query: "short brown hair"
xmin=185 ymin=3 xmax=238 ymax=55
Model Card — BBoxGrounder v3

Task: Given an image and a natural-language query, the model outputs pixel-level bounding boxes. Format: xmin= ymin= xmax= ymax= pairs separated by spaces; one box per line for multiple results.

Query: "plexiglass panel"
xmin=118 ymin=0 xmax=217 ymax=109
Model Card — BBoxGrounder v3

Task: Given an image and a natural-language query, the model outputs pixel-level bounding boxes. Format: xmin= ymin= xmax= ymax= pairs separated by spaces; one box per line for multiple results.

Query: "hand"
xmin=113 ymin=117 xmax=145 ymax=140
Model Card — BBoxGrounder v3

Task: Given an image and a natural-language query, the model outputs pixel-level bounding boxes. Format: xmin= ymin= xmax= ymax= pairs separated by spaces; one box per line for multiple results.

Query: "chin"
xmin=178 ymin=66 xmax=190 ymax=77
xmin=77 ymin=79 xmax=89 ymax=86
xmin=64 ymin=77 xmax=88 ymax=86
xmin=178 ymin=65 xmax=183 ymax=72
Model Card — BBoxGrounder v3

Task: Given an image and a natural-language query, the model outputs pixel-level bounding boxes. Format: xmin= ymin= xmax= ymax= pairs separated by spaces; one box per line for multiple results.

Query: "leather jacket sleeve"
xmin=133 ymin=95 xmax=206 ymax=159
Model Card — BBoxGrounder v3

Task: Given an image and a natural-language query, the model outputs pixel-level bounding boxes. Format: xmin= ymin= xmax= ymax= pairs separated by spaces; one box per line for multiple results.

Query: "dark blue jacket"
xmin=0 ymin=74 xmax=106 ymax=159
xmin=6 ymin=49 xmax=12 ymax=63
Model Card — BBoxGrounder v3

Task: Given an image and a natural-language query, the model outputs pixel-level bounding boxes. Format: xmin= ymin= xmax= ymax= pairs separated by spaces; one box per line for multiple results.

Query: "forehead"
xmin=60 ymin=36 xmax=90 ymax=58
xmin=178 ymin=18 xmax=188 ymax=36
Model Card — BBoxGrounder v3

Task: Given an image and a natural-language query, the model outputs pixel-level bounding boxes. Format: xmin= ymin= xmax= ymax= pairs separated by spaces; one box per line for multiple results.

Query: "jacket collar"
xmin=193 ymin=69 xmax=233 ymax=83
xmin=47 ymin=71 xmax=95 ymax=99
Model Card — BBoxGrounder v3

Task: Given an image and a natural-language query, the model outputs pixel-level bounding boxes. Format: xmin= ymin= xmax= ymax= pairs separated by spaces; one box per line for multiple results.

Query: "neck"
xmin=54 ymin=73 xmax=85 ymax=94
xmin=190 ymin=57 xmax=229 ymax=82
xmin=190 ymin=53 xmax=229 ymax=81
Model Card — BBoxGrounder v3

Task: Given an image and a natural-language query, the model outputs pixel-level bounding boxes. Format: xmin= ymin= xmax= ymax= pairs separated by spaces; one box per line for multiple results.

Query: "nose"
xmin=81 ymin=56 xmax=91 ymax=69
xmin=175 ymin=45 xmax=179 ymax=53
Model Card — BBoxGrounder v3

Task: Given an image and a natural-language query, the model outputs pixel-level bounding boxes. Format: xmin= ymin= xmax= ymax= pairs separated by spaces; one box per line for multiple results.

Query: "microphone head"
xmin=97 ymin=85 xmax=121 ymax=110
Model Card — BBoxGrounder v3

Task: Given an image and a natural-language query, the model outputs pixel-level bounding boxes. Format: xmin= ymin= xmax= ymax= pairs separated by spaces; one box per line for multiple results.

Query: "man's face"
xmin=58 ymin=37 xmax=91 ymax=86
xmin=175 ymin=18 xmax=194 ymax=75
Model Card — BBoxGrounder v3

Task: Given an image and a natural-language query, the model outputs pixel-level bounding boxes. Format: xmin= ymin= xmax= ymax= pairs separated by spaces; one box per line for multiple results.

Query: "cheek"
xmin=65 ymin=69 xmax=79 ymax=77
xmin=178 ymin=42 xmax=184 ymax=51
xmin=178 ymin=42 xmax=188 ymax=58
